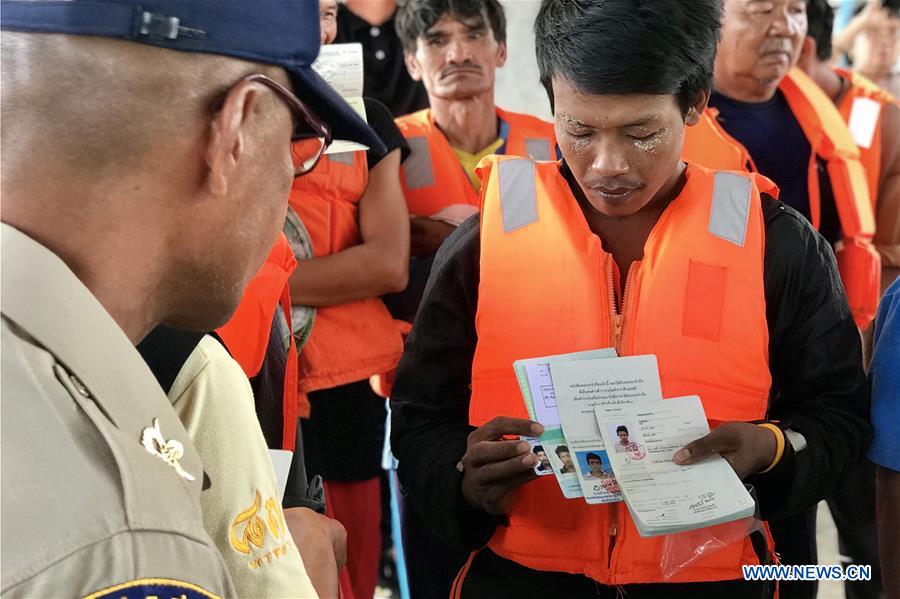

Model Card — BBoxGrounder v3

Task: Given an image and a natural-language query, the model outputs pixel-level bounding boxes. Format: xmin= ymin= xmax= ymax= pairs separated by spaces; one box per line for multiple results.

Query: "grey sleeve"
xmin=4 ymin=529 xmax=235 ymax=599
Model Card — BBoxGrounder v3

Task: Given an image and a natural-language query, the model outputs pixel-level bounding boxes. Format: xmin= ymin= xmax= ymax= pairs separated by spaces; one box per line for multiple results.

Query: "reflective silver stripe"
xmin=403 ymin=136 xmax=434 ymax=189
xmin=498 ymin=159 xmax=538 ymax=233
xmin=708 ymin=172 xmax=752 ymax=247
xmin=329 ymin=151 xmax=354 ymax=166
xmin=525 ymin=138 xmax=551 ymax=161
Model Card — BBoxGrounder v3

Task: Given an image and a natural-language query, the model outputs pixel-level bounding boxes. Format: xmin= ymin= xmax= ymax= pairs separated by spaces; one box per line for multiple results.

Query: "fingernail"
xmin=673 ymin=448 xmax=690 ymax=463
xmin=531 ymin=423 xmax=544 ymax=435
xmin=523 ymin=454 xmax=537 ymax=466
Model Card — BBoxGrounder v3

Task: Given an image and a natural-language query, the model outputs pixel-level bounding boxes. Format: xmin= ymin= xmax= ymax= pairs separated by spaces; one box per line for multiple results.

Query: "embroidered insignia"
xmin=229 ymin=489 xmax=287 ymax=554
xmin=140 ymin=418 xmax=196 ymax=481
xmin=81 ymin=578 xmax=219 ymax=599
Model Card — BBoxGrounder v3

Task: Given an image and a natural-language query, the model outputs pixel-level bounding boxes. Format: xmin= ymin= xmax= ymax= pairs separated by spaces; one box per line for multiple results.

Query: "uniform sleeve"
xmin=364 ymin=97 xmax=410 ymax=167
xmin=868 ymin=281 xmax=900 ymax=471
xmin=748 ymin=200 xmax=873 ymax=519
xmin=171 ymin=336 xmax=318 ymax=599
xmin=390 ymin=215 xmax=501 ymax=550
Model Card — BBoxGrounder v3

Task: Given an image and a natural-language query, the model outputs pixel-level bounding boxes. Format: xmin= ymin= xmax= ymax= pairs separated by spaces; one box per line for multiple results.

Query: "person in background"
xmin=869 ymin=277 xmax=900 ymax=599
xmin=137 ymin=326 xmax=345 ymax=598
xmin=834 ymin=0 xmax=900 ymax=96
xmin=799 ymin=0 xmax=900 ymax=295
xmin=698 ymin=0 xmax=881 ymax=337
xmin=336 ymin=0 xmax=430 ymax=117
xmin=391 ymin=0 xmax=870 ymax=596
xmin=0 ymin=0 xmax=380 ymax=595
xmin=290 ymin=2 xmax=411 ymax=597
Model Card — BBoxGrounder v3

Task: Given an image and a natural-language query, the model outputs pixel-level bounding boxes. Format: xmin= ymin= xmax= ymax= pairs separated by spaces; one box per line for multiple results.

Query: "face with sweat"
xmin=715 ymin=0 xmax=808 ymax=102
xmin=552 ymin=77 xmax=704 ymax=219
xmin=405 ymin=12 xmax=506 ymax=101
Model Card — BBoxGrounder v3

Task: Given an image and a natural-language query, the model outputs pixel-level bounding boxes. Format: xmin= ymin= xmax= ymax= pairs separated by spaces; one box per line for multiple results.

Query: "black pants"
xmin=401 ymin=496 xmax=469 ymax=599
xmin=454 ymin=548 xmax=773 ymax=599
xmin=827 ymin=459 xmax=883 ymax=599
xmin=768 ymin=507 xmax=819 ymax=599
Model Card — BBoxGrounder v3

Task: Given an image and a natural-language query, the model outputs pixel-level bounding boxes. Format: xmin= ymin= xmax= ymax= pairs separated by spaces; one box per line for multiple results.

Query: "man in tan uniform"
xmin=0 ymin=1 xmax=383 ymax=596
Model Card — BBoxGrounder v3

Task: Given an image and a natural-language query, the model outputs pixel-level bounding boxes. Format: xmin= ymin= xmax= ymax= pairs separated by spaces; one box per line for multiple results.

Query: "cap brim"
xmin=289 ymin=66 xmax=386 ymax=156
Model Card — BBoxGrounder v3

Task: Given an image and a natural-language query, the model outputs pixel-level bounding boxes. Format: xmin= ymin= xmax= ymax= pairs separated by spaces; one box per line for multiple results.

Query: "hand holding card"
xmin=459 ymin=416 xmax=544 ymax=515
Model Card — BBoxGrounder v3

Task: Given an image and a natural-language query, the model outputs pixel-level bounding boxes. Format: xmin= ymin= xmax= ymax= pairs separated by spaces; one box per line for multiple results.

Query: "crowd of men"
xmin=1 ymin=0 xmax=898 ymax=598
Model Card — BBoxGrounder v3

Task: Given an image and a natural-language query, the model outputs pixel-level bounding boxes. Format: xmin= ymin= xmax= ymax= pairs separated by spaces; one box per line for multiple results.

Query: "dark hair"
xmin=616 ymin=425 xmax=629 ymax=435
xmin=586 ymin=452 xmax=602 ymax=462
xmin=533 ymin=445 xmax=545 ymax=453
xmin=395 ymin=0 xmax=506 ymax=53
xmin=555 ymin=445 xmax=570 ymax=455
xmin=534 ymin=0 xmax=723 ymax=114
xmin=806 ymin=0 xmax=834 ymax=61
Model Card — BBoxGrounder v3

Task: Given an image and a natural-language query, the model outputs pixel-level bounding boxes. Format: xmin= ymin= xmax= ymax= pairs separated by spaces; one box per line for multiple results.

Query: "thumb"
xmin=673 ymin=431 xmax=722 ymax=465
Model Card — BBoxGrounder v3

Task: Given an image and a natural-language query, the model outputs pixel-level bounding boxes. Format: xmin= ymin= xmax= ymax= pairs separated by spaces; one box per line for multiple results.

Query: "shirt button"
xmin=370 ymin=26 xmax=381 ymax=37
xmin=70 ymin=374 xmax=90 ymax=398
xmin=374 ymin=49 xmax=386 ymax=61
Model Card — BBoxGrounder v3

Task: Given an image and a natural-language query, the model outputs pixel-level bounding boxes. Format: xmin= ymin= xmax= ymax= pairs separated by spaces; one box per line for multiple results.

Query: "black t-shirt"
xmin=337 ymin=4 xmax=429 ymax=118
xmin=708 ymin=90 xmax=842 ymax=245
xmin=363 ymin=96 xmax=410 ymax=167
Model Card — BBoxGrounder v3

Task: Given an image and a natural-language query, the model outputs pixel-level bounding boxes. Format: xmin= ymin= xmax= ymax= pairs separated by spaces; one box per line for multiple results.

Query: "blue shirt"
xmin=869 ymin=278 xmax=900 ymax=472
xmin=708 ymin=90 xmax=842 ymax=245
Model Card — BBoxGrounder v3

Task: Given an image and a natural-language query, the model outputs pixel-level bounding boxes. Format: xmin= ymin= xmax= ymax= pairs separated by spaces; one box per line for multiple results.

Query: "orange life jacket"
xmin=216 ymin=233 xmax=300 ymax=450
xmin=289 ymin=150 xmax=405 ymax=395
xmin=684 ymin=68 xmax=880 ymax=329
xmin=471 ymin=156 xmax=775 ymax=585
xmin=396 ymin=107 xmax=556 ymax=217
xmin=682 ymin=108 xmax=756 ymax=172
xmin=833 ymin=66 xmax=898 ymax=206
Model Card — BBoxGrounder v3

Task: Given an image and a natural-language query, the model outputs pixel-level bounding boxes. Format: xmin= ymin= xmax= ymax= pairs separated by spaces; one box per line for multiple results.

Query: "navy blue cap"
xmin=0 ymin=0 xmax=385 ymax=154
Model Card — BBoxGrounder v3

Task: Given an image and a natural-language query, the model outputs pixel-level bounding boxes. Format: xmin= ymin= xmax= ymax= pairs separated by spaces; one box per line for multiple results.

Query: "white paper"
xmin=269 ymin=449 xmax=293 ymax=501
xmin=513 ymin=348 xmax=617 ymax=499
xmin=551 ymin=355 xmax=662 ymax=503
xmin=312 ymin=43 xmax=369 ymax=154
xmin=595 ymin=396 xmax=755 ymax=537
xmin=847 ymin=96 xmax=881 ymax=150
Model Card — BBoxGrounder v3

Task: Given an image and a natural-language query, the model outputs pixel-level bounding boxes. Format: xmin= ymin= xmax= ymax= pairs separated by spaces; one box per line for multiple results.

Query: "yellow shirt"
xmin=171 ymin=335 xmax=318 ymax=598
xmin=452 ymin=137 xmax=505 ymax=191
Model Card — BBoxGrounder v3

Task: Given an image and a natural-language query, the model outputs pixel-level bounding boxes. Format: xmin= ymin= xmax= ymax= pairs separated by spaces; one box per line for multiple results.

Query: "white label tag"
xmin=847 ymin=97 xmax=881 ymax=149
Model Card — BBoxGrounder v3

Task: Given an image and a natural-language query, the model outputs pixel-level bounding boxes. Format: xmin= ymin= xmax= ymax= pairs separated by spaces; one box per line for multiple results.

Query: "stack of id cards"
xmin=515 ymin=351 xmax=756 ymax=536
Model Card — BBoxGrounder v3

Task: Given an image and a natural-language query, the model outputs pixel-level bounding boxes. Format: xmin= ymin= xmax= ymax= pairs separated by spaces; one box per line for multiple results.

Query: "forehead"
xmin=425 ymin=12 xmax=489 ymax=34
xmin=551 ymin=77 xmax=682 ymax=127
xmin=320 ymin=0 xmax=337 ymax=10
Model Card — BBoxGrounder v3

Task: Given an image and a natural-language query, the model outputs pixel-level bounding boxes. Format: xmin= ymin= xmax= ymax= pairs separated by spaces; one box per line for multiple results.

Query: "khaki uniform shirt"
xmin=0 ymin=224 xmax=235 ymax=598
xmin=170 ymin=336 xmax=318 ymax=598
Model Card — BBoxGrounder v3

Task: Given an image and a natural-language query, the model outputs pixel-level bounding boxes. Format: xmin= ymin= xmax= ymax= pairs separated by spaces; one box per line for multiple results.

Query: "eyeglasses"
xmin=223 ymin=74 xmax=333 ymax=176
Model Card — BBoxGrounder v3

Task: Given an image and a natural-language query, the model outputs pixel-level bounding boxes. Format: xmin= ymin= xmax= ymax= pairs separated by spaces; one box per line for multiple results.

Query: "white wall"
xmin=495 ymin=0 xmax=553 ymax=121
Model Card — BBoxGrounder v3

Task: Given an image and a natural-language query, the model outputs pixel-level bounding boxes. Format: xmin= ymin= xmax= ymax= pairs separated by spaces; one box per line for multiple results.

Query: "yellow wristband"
xmin=757 ymin=423 xmax=785 ymax=474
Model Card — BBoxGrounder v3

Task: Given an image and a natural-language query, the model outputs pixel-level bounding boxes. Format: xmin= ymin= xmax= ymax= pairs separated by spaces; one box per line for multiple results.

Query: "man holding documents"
xmin=391 ymin=0 xmax=870 ymax=597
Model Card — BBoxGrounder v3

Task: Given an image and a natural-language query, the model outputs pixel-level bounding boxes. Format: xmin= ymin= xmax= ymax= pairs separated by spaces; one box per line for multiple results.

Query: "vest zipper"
xmin=608 ymin=499 xmax=619 ymax=570
xmin=608 ymin=257 xmax=637 ymax=356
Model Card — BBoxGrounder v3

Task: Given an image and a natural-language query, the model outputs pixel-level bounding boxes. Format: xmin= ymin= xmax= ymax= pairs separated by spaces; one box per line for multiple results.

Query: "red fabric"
xmin=325 ymin=479 xmax=382 ymax=599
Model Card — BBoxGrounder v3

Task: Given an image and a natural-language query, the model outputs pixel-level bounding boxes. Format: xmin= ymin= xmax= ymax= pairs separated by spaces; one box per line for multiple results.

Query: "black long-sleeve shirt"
xmin=391 ymin=189 xmax=872 ymax=551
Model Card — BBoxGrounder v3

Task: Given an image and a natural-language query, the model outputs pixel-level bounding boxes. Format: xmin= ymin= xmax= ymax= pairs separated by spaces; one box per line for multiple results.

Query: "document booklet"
xmin=595 ymin=395 xmax=756 ymax=537
xmin=514 ymin=348 xmax=617 ymax=499
xmin=550 ymin=355 xmax=663 ymax=504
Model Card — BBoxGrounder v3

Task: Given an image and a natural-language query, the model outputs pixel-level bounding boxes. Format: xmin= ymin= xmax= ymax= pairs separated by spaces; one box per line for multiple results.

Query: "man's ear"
xmin=205 ymin=82 xmax=263 ymax=196
xmin=797 ymin=37 xmax=816 ymax=72
xmin=496 ymin=40 xmax=508 ymax=68
xmin=684 ymin=90 xmax=710 ymax=126
xmin=404 ymin=49 xmax=423 ymax=82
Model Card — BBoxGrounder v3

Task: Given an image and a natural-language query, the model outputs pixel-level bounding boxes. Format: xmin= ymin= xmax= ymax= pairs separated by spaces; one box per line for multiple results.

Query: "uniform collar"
xmin=0 ymin=223 xmax=200 ymax=476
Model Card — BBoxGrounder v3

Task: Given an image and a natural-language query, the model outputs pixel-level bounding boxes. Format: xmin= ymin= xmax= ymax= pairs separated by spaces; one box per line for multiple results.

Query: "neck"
xmin=810 ymin=61 xmax=845 ymax=104
xmin=431 ymin=92 xmax=498 ymax=154
xmin=713 ymin=75 xmax=779 ymax=104
xmin=344 ymin=0 xmax=396 ymax=26
xmin=2 ymin=195 xmax=167 ymax=344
